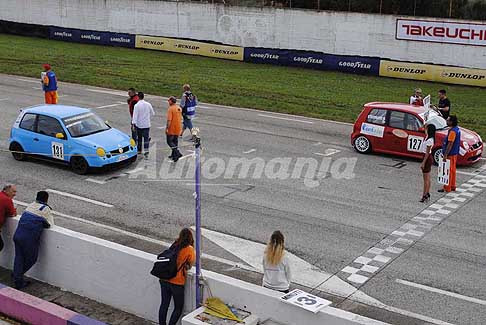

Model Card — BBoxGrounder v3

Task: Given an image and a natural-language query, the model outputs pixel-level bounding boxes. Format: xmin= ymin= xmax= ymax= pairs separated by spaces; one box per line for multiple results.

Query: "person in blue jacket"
xmin=12 ymin=191 xmax=54 ymax=289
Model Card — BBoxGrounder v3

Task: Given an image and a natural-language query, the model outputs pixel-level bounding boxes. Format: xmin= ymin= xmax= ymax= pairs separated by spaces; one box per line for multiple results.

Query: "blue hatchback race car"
xmin=9 ymin=105 xmax=138 ymax=174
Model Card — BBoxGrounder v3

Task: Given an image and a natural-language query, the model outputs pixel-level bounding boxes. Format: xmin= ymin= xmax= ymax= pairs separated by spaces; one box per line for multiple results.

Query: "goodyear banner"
xmin=379 ymin=60 xmax=436 ymax=82
xmin=244 ymin=48 xmax=286 ymax=65
xmin=135 ymin=35 xmax=243 ymax=61
xmin=79 ymin=30 xmax=109 ymax=45
xmin=49 ymin=27 xmax=80 ymax=43
xmin=326 ymin=55 xmax=380 ymax=76
xmin=107 ymin=32 xmax=135 ymax=48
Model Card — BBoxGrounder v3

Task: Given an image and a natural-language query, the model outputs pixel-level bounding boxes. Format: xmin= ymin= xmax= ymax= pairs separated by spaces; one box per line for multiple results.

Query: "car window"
xmin=389 ymin=111 xmax=406 ymax=129
xmin=37 ymin=115 xmax=65 ymax=138
xmin=366 ymin=109 xmax=387 ymax=125
xmin=405 ymin=113 xmax=423 ymax=131
xmin=19 ymin=113 xmax=37 ymax=132
xmin=62 ymin=112 xmax=110 ymax=138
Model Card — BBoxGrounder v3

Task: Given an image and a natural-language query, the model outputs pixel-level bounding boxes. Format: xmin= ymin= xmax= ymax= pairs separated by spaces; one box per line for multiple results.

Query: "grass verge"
xmin=0 ymin=33 xmax=485 ymax=137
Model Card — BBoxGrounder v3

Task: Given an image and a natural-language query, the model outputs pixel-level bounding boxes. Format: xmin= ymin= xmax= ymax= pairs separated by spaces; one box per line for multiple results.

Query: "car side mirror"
xmin=55 ymin=133 xmax=65 ymax=139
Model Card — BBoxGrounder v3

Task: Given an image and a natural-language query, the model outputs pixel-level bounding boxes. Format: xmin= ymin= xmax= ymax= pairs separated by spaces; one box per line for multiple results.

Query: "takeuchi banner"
xmin=380 ymin=60 xmax=486 ymax=87
xmin=396 ymin=19 xmax=486 ymax=46
xmin=135 ymin=35 xmax=244 ymax=61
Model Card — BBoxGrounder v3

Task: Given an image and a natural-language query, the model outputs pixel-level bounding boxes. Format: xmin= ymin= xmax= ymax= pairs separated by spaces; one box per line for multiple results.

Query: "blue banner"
xmin=79 ymin=30 xmax=109 ymax=45
xmin=328 ymin=55 xmax=380 ymax=76
xmin=49 ymin=27 xmax=80 ymax=42
xmin=107 ymin=32 xmax=135 ymax=48
xmin=244 ymin=48 xmax=286 ymax=65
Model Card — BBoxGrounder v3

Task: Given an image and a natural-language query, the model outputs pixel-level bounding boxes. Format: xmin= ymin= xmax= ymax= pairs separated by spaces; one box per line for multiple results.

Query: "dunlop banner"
xmin=433 ymin=66 xmax=486 ymax=87
xmin=379 ymin=60 xmax=436 ymax=81
xmin=135 ymin=35 xmax=243 ymax=61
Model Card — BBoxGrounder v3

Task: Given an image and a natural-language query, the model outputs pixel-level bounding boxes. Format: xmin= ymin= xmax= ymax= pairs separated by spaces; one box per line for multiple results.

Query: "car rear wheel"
xmin=10 ymin=142 xmax=26 ymax=161
xmin=354 ymin=136 xmax=372 ymax=154
xmin=432 ymin=148 xmax=443 ymax=166
xmin=71 ymin=156 xmax=89 ymax=175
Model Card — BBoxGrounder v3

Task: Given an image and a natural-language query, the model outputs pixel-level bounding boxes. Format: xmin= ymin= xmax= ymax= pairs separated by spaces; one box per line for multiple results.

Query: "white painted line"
xmin=457 ymin=170 xmax=481 ymax=177
xmin=397 ymin=279 xmax=486 ymax=306
xmin=32 ymin=87 xmax=41 ymax=90
xmin=16 ymin=78 xmax=40 ymax=83
xmin=314 ymin=148 xmax=341 ymax=157
xmin=258 ymin=114 xmax=314 ymax=124
xmin=177 ymin=153 xmax=195 ymax=161
xmin=157 ymin=126 xmax=166 ymax=130
xmin=126 ymin=167 xmax=145 ymax=174
xmin=12 ymin=199 xmax=255 ymax=272
xmin=86 ymin=88 xmax=127 ymax=96
xmin=85 ymin=178 xmax=107 ymax=185
xmin=46 ymin=189 xmax=114 ymax=208
xmin=243 ymin=149 xmax=256 ymax=154
xmin=95 ymin=103 xmax=125 ymax=109
xmin=197 ymin=105 xmax=216 ymax=110
xmin=312 ymin=142 xmax=323 ymax=146
xmin=0 ymin=98 xmax=9 ymax=101
xmin=377 ymin=304 xmax=455 ymax=325
xmin=58 ymin=95 xmax=69 ymax=98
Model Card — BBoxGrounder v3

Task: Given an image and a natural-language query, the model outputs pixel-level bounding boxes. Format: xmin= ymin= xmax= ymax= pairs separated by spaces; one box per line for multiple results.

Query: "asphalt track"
xmin=1 ymin=73 xmax=485 ymax=325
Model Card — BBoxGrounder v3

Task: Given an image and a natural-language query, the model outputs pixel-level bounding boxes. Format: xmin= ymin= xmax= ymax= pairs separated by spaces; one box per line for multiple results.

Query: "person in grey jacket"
xmin=262 ymin=231 xmax=291 ymax=293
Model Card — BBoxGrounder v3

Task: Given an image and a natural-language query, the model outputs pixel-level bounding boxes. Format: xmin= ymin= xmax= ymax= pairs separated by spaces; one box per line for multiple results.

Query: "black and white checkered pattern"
xmin=340 ymin=174 xmax=486 ymax=286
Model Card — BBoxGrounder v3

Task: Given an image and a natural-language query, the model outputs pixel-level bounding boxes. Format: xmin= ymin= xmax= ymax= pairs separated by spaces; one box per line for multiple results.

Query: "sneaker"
xmin=438 ymin=189 xmax=445 ymax=193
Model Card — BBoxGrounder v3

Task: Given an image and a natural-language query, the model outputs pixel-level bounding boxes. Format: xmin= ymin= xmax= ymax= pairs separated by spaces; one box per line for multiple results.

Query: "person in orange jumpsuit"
xmin=42 ymin=64 xmax=58 ymax=104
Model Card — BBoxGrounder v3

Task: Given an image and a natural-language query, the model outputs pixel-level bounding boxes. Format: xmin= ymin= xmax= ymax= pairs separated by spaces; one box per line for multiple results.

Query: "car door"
xmin=386 ymin=110 xmax=425 ymax=157
xmin=36 ymin=114 xmax=68 ymax=162
xmin=16 ymin=113 xmax=39 ymax=153
xmin=361 ymin=108 xmax=388 ymax=151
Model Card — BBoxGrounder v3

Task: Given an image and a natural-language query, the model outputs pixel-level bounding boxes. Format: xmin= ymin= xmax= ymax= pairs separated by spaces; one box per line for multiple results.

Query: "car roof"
xmin=364 ymin=102 xmax=426 ymax=114
xmin=22 ymin=105 xmax=91 ymax=119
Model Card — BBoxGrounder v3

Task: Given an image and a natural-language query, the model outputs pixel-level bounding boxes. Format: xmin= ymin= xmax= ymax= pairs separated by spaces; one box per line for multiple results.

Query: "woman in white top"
xmin=410 ymin=88 xmax=424 ymax=106
xmin=420 ymin=124 xmax=436 ymax=203
xmin=262 ymin=231 xmax=291 ymax=293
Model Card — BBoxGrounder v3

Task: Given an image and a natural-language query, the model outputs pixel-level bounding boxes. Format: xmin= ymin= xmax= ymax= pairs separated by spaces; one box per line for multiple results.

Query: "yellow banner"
xmin=379 ymin=60 xmax=436 ymax=81
xmin=135 ymin=35 xmax=243 ymax=61
xmin=433 ymin=66 xmax=486 ymax=87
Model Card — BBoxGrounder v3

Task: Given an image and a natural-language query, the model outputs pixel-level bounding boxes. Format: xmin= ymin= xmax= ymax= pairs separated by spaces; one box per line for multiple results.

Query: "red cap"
xmin=42 ymin=64 xmax=51 ymax=70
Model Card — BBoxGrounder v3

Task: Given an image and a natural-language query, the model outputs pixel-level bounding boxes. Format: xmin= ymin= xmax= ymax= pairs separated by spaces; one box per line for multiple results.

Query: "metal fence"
xmin=171 ymin=0 xmax=486 ymax=20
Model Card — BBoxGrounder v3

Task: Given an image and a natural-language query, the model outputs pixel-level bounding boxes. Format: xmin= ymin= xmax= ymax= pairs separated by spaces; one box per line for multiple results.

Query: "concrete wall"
xmin=0 ymin=0 xmax=484 ymax=69
xmin=0 ymin=218 xmax=387 ymax=324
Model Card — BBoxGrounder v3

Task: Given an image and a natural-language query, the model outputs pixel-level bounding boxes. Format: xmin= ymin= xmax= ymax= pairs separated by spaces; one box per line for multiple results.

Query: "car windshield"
xmin=419 ymin=109 xmax=447 ymax=130
xmin=62 ymin=112 xmax=110 ymax=138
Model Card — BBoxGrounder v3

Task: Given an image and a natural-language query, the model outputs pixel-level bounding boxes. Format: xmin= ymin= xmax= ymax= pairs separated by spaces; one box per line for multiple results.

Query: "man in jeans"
xmin=180 ymin=84 xmax=197 ymax=137
xmin=0 ymin=184 xmax=17 ymax=252
xmin=132 ymin=92 xmax=155 ymax=158
xmin=166 ymin=96 xmax=183 ymax=162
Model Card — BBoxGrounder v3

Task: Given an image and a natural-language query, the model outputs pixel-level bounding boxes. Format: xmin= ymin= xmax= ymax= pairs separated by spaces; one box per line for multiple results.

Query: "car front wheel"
xmin=10 ymin=142 xmax=26 ymax=161
xmin=432 ymin=148 xmax=443 ymax=166
xmin=354 ymin=135 xmax=372 ymax=154
xmin=71 ymin=156 xmax=89 ymax=175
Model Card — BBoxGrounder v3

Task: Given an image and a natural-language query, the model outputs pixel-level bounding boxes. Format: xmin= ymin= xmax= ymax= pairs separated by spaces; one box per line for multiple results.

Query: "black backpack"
xmin=150 ymin=245 xmax=186 ymax=280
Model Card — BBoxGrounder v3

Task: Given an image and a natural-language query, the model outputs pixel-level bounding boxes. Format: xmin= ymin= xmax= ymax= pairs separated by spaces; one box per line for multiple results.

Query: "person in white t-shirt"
xmin=410 ymin=88 xmax=424 ymax=106
xmin=132 ymin=92 xmax=155 ymax=158
xmin=262 ymin=231 xmax=291 ymax=293
xmin=420 ymin=124 xmax=436 ymax=203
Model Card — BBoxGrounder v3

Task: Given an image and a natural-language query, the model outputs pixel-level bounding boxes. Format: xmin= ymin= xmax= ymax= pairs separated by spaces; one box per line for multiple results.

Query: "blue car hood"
xmin=75 ymin=128 xmax=130 ymax=150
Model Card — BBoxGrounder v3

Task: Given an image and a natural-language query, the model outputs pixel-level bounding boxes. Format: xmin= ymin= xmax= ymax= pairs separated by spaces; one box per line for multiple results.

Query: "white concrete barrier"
xmin=0 ymin=218 xmax=387 ymax=324
xmin=0 ymin=0 xmax=484 ymax=69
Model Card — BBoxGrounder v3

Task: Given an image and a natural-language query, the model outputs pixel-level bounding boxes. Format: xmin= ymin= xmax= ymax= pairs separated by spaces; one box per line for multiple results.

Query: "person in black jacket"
xmin=12 ymin=191 xmax=53 ymax=289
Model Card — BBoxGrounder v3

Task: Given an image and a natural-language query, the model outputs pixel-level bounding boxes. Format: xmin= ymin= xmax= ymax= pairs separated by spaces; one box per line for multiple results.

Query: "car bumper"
xmin=458 ymin=147 xmax=483 ymax=166
xmin=86 ymin=149 xmax=138 ymax=167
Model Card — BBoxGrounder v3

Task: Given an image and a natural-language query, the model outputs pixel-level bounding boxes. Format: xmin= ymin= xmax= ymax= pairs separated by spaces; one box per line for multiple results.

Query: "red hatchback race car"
xmin=351 ymin=102 xmax=483 ymax=166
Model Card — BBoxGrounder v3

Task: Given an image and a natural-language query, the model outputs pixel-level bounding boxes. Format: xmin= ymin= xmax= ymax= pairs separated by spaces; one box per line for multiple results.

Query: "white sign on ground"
xmin=280 ymin=289 xmax=332 ymax=313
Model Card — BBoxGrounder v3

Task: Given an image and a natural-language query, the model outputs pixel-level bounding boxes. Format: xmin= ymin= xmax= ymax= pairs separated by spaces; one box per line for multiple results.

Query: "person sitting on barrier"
xmin=12 ymin=191 xmax=54 ymax=290
xmin=0 ymin=184 xmax=17 ymax=253
xmin=159 ymin=228 xmax=196 ymax=325
xmin=410 ymin=88 xmax=424 ymax=106
xmin=262 ymin=230 xmax=292 ymax=293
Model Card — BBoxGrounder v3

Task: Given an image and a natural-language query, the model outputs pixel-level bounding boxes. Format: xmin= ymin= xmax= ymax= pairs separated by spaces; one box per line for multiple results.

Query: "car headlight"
xmin=96 ymin=147 xmax=106 ymax=157
xmin=130 ymin=138 xmax=136 ymax=147
xmin=462 ymin=141 xmax=469 ymax=150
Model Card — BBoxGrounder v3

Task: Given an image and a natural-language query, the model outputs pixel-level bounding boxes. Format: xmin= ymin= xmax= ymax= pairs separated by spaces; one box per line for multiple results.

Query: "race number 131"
xmin=408 ymin=135 xmax=424 ymax=153
xmin=51 ymin=142 xmax=64 ymax=160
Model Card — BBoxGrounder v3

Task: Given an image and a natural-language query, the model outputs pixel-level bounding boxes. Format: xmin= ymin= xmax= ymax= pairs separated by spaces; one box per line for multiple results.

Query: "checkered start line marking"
xmin=339 ymin=173 xmax=486 ymax=286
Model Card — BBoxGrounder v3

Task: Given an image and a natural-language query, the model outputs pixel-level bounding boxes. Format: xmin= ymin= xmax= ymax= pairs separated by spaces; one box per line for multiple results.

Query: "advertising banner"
xmin=433 ymin=66 xmax=486 ymax=87
xmin=79 ymin=30 xmax=109 ymax=45
xmin=49 ymin=27 xmax=80 ymax=42
xmin=287 ymin=50 xmax=328 ymax=70
xmin=396 ymin=19 xmax=486 ymax=46
xmin=107 ymin=33 xmax=135 ymax=48
xmin=244 ymin=48 xmax=287 ymax=65
xmin=328 ymin=55 xmax=380 ymax=76
xmin=135 ymin=35 xmax=243 ymax=61
xmin=379 ymin=60 xmax=436 ymax=81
